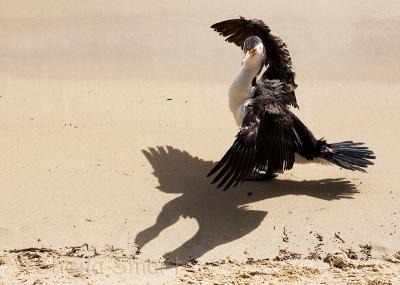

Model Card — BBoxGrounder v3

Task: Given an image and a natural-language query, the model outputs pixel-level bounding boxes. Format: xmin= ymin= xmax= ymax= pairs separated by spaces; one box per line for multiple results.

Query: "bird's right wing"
xmin=207 ymin=98 xmax=296 ymax=190
xmin=211 ymin=17 xmax=295 ymax=85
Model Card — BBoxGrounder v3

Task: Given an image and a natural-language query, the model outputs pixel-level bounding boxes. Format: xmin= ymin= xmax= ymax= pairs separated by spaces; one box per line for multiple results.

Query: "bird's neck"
xmin=228 ymin=65 xmax=259 ymax=115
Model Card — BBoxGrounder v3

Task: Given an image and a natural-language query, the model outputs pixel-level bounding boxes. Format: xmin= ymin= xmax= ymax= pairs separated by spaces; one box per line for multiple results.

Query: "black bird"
xmin=207 ymin=17 xmax=375 ymax=191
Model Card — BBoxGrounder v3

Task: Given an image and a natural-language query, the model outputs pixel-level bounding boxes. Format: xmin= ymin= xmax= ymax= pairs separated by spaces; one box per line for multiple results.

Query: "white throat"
xmin=228 ymin=64 xmax=260 ymax=126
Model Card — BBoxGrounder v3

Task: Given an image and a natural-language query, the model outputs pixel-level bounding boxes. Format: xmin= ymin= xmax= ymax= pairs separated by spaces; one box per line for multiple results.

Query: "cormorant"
xmin=207 ymin=17 xmax=375 ymax=191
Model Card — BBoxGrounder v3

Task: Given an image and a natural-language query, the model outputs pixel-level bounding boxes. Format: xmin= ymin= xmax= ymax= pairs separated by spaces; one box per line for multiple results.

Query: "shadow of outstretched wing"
xmin=136 ymin=146 xmax=358 ymax=264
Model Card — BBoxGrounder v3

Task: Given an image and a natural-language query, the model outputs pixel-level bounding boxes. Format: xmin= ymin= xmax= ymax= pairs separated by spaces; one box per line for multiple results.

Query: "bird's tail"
xmin=318 ymin=140 xmax=375 ymax=172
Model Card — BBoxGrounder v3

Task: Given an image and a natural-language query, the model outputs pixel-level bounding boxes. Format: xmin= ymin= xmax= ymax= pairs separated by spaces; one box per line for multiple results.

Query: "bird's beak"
xmin=241 ymin=48 xmax=256 ymax=65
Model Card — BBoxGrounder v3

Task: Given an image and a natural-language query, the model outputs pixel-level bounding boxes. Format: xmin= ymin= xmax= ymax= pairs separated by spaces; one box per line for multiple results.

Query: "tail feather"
xmin=320 ymin=141 xmax=375 ymax=172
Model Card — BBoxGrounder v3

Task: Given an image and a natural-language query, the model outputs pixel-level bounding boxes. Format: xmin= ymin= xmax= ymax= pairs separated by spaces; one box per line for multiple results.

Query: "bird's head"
xmin=241 ymin=36 xmax=265 ymax=69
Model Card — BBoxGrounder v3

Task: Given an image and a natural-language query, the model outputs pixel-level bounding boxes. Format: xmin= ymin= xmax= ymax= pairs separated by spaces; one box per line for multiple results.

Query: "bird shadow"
xmin=135 ymin=146 xmax=358 ymax=266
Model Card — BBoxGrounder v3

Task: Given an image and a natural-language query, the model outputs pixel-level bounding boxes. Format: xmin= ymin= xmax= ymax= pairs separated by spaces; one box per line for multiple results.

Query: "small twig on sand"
xmin=315 ymin=233 xmax=324 ymax=242
xmin=334 ymin=232 xmax=345 ymax=243
xmin=283 ymin=227 xmax=289 ymax=242
xmin=8 ymin=247 xmax=57 ymax=254
xmin=65 ymin=243 xmax=89 ymax=256
xmin=93 ymin=246 xmax=100 ymax=257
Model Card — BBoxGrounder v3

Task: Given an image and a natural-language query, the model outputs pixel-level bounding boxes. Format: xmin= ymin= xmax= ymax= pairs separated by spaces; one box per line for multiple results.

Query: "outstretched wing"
xmin=207 ymin=98 xmax=296 ymax=191
xmin=211 ymin=16 xmax=295 ymax=85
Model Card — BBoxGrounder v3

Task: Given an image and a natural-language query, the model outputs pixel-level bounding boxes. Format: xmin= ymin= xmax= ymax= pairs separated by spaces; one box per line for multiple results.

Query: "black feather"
xmin=211 ymin=17 xmax=296 ymax=87
xmin=320 ymin=141 xmax=375 ymax=172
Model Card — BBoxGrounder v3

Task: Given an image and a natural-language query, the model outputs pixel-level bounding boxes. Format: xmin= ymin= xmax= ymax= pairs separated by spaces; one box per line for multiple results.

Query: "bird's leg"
xmin=246 ymin=168 xmax=277 ymax=181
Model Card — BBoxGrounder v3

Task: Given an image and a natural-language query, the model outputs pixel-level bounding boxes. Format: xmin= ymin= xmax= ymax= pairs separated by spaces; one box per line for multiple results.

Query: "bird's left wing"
xmin=211 ymin=17 xmax=295 ymax=85
xmin=207 ymin=98 xmax=296 ymax=190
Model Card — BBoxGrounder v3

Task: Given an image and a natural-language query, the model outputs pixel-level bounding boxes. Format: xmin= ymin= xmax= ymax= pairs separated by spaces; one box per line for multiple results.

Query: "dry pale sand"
xmin=1 ymin=0 xmax=400 ymax=284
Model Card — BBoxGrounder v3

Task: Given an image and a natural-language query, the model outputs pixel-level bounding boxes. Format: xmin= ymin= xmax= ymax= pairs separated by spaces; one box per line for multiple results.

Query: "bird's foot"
xmin=245 ymin=170 xmax=277 ymax=181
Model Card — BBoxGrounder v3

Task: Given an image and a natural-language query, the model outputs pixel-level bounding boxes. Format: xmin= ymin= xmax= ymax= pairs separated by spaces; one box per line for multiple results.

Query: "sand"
xmin=1 ymin=0 xmax=400 ymax=284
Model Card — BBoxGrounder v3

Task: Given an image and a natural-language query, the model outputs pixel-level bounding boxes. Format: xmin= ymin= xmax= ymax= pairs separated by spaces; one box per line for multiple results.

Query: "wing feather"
xmin=207 ymin=96 xmax=296 ymax=190
xmin=211 ymin=16 xmax=295 ymax=85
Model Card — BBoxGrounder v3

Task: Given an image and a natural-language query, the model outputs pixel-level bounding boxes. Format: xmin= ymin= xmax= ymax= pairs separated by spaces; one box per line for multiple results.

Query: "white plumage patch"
xmin=228 ymin=62 xmax=262 ymax=127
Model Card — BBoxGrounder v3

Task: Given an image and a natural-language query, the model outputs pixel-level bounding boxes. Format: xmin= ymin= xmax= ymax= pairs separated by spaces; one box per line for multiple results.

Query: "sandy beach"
xmin=1 ymin=1 xmax=400 ymax=284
